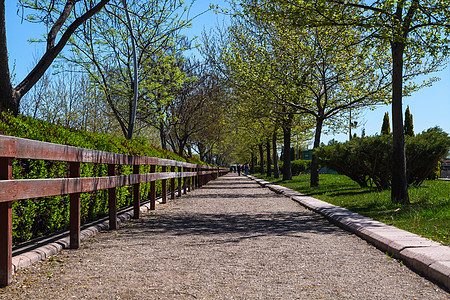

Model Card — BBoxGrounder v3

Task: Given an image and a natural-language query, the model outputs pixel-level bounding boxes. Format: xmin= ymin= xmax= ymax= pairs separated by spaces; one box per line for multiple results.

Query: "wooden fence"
xmin=0 ymin=135 xmax=228 ymax=286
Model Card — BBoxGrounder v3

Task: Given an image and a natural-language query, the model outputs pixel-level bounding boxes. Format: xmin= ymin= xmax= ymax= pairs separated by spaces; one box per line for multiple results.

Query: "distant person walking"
xmin=237 ymin=164 xmax=241 ymax=176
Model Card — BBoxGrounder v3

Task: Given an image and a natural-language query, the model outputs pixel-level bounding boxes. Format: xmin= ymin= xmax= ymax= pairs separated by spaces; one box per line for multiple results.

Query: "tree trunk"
xmin=266 ymin=138 xmax=272 ymax=177
xmin=282 ymin=120 xmax=292 ymax=181
xmin=391 ymin=41 xmax=410 ymax=204
xmin=258 ymin=143 xmax=265 ymax=175
xmin=159 ymin=121 xmax=167 ymax=150
xmin=310 ymin=117 xmax=323 ymax=187
xmin=250 ymin=151 xmax=255 ymax=174
xmin=198 ymin=142 xmax=205 ymax=161
xmin=0 ymin=2 xmax=17 ymax=114
xmin=272 ymin=129 xmax=279 ymax=179
xmin=177 ymin=139 xmax=186 ymax=157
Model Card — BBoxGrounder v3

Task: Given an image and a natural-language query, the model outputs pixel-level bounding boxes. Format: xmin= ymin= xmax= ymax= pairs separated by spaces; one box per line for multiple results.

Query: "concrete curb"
xmin=247 ymin=175 xmax=450 ymax=290
xmin=11 ymin=198 xmax=163 ymax=275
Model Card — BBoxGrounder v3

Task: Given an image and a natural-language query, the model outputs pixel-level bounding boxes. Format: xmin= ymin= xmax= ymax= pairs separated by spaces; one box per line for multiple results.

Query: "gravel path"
xmin=1 ymin=173 xmax=448 ymax=299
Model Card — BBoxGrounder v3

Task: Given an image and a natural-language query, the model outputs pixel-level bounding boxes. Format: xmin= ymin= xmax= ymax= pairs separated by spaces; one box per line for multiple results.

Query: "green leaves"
xmin=1 ymin=110 xmax=192 ymax=245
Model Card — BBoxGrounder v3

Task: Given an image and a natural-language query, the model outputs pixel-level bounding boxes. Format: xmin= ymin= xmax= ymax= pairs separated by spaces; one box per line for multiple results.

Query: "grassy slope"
xmin=255 ymin=173 xmax=450 ymax=246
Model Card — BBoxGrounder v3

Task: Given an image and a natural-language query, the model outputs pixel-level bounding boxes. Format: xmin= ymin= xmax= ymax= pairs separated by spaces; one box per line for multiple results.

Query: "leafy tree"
xmin=166 ymin=62 xmax=227 ymax=157
xmin=212 ymin=5 xmax=391 ymax=186
xmin=245 ymin=0 xmax=450 ymax=203
xmin=381 ymin=112 xmax=391 ymax=135
xmin=404 ymin=105 xmax=415 ymax=137
xmin=0 ymin=0 xmax=110 ymax=115
xmin=202 ymin=18 xmax=313 ymax=180
xmin=66 ymin=0 xmax=193 ymax=139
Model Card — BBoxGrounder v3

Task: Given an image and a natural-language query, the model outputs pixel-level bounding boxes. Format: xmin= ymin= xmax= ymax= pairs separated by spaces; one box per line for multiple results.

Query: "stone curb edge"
xmin=11 ymin=198 xmax=163 ymax=275
xmin=246 ymin=174 xmax=450 ymax=290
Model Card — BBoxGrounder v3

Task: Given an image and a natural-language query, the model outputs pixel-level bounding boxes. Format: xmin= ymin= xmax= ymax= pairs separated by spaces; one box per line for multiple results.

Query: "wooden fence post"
xmin=161 ymin=166 xmax=167 ymax=204
xmin=183 ymin=167 xmax=188 ymax=195
xmin=133 ymin=165 xmax=140 ymax=219
xmin=108 ymin=164 xmax=117 ymax=230
xmin=170 ymin=166 xmax=175 ymax=199
xmin=187 ymin=167 xmax=192 ymax=192
xmin=0 ymin=158 xmax=12 ymax=287
xmin=178 ymin=167 xmax=182 ymax=197
xmin=195 ymin=165 xmax=200 ymax=188
xmin=150 ymin=165 xmax=156 ymax=210
xmin=69 ymin=162 xmax=81 ymax=249
xmin=191 ymin=166 xmax=195 ymax=191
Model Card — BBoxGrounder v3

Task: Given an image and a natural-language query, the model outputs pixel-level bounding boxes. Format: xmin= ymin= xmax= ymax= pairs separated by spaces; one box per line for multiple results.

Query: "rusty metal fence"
xmin=0 ymin=135 xmax=228 ymax=286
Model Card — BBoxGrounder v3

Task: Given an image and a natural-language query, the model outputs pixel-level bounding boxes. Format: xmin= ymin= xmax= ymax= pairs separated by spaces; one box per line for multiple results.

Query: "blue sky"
xmin=5 ymin=1 xmax=449 ymax=146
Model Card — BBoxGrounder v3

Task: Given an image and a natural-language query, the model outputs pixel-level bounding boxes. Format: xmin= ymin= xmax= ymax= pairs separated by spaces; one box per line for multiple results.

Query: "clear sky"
xmin=5 ymin=1 xmax=449 ymax=147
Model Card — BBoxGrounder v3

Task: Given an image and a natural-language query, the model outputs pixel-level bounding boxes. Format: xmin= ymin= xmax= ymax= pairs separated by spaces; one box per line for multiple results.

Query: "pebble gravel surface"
xmin=1 ymin=173 xmax=449 ymax=299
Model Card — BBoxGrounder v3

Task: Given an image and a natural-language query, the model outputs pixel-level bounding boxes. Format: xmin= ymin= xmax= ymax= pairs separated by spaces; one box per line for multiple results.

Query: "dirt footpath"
xmin=1 ymin=173 xmax=448 ymax=299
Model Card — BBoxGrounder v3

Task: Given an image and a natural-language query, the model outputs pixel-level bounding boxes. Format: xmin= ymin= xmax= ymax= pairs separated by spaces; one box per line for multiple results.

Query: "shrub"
xmin=315 ymin=140 xmax=371 ymax=188
xmin=353 ymin=135 xmax=392 ymax=189
xmin=405 ymin=127 xmax=449 ymax=185
xmin=290 ymin=159 xmax=311 ymax=175
xmin=0 ymin=112 xmax=191 ymax=245
xmin=315 ymin=127 xmax=450 ymax=190
xmin=427 ymin=161 xmax=441 ymax=180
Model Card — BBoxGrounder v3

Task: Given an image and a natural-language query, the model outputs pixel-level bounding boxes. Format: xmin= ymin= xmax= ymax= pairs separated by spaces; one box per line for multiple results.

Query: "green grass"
xmin=255 ymin=173 xmax=450 ymax=246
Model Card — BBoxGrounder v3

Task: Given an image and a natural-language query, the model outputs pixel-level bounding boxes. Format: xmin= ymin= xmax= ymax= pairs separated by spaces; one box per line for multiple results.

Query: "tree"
xmin=381 ymin=112 xmax=391 ymax=135
xmin=67 ymin=0 xmax=193 ymax=139
xmin=21 ymin=68 xmax=116 ymax=134
xmin=202 ymin=20 xmax=305 ymax=180
xmin=245 ymin=0 xmax=450 ymax=203
xmin=0 ymin=0 xmax=110 ymax=115
xmin=164 ymin=61 xmax=227 ymax=157
xmin=213 ymin=6 xmax=391 ymax=186
xmin=404 ymin=106 xmax=415 ymax=137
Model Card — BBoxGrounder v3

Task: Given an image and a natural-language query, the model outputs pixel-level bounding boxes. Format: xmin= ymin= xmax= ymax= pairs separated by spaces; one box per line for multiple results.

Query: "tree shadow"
xmin=187 ymin=193 xmax=276 ymax=199
xmin=327 ymin=189 xmax=377 ymax=197
xmin=118 ymin=211 xmax=341 ymax=242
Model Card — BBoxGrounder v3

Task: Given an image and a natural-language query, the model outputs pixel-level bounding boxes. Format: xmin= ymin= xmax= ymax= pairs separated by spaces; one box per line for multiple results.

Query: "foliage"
xmin=256 ymin=173 xmax=450 ymax=246
xmin=427 ymin=161 xmax=441 ymax=180
xmin=0 ymin=111 xmax=188 ymax=245
xmin=242 ymin=0 xmax=450 ymax=203
xmin=404 ymin=106 xmax=415 ymax=137
xmin=381 ymin=112 xmax=391 ymax=135
xmin=211 ymin=2 xmax=392 ymax=187
xmin=406 ymin=127 xmax=450 ymax=185
xmin=290 ymin=159 xmax=311 ymax=176
xmin=314 ymin=141 xmax=371 ymax=188
xmin=315 ymin=127 xmax=450 ymax=190
xmin=0 ymin=0 xmax=110 ymax=114
xmin=67 ymin=0 xmax=194 ymax=138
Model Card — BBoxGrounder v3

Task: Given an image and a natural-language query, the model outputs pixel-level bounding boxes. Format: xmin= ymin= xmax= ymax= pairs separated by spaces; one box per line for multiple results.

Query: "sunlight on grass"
xmin=255 ymin=174 xmax=450 ymax=246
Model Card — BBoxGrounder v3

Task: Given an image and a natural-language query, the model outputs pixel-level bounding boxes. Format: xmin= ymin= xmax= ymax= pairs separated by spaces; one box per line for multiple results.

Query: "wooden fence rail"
xmin=0 ymin=135 xmax=228 ymax=286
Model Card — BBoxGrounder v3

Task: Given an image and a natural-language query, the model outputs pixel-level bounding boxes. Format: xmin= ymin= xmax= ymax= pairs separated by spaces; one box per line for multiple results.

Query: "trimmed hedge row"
xmin=0 ymin=112 xmax=197 ymax=245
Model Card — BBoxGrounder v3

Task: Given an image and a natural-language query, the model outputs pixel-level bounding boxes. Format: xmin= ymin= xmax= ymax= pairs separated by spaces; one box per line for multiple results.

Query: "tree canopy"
xmin=239 ymin=0 xmax=450 ymax=203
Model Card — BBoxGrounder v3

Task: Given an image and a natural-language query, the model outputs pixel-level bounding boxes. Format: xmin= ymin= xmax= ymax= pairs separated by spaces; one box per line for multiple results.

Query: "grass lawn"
xmin=254 ymin=173 xmax=450 ymax=246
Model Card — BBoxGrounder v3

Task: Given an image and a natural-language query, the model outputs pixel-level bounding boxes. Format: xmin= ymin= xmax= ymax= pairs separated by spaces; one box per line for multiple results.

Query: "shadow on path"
xmin=120 ymin=211 xmax=340 ymax=242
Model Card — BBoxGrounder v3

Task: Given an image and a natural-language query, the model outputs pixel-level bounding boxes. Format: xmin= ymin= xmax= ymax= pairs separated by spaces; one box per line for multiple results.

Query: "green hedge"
xmin=277 ymin=160 xmax=311 ymax=176
xmin=0 ymin=112 xmax=191 ymax=245
xmin=291 ymin=159 xmax=311 ymax=175
xmin=315 ymin=127 xmax=450 ymax=190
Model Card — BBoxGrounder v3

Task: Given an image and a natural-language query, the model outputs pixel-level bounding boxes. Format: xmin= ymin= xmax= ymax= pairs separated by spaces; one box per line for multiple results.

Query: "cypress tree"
xmin=381 ymin=112 xmax=391 ymax=135
xmin=404 ymin=106 xmax=415 ymax=136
